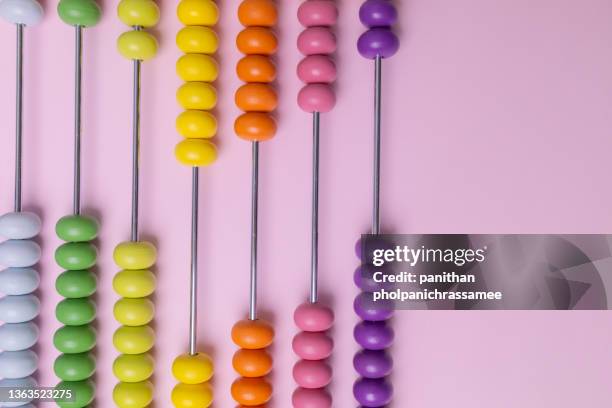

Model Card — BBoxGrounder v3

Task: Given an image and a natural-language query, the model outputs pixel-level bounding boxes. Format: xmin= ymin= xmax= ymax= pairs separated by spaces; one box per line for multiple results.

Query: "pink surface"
xmin=1 ymin=0 xmax=612 ymax=406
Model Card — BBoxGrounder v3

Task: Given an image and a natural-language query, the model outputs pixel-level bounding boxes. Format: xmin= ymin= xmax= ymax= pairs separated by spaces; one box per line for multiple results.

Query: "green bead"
xmin=56 ymin=215 xmax=99 ymax=242
xmin=55 ymin=379 xmax=95 ymax=408
xmin=56 ymin=270 xmax=97 ymax=298
xmin=58 ymin=0 xmax=101 ymax=27
xmin=54 ymin=353 xmax=96 ymax=381
xmin=56 ymin=298 xmax=96 ymax=325
xmin=55 ymin=242 xmax=97 ymax=270
xmin=54 ymin=325 xmax=96 ymax=353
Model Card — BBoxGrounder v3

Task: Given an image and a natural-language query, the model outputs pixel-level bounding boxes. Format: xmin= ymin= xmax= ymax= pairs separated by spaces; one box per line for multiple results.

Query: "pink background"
xmin=1 ymin=0 xmax=612 ymax=406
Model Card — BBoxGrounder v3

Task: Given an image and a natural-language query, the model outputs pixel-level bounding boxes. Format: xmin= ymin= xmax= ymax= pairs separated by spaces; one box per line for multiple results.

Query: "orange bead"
xmin=232 ymin=349 xmax=272 ymax=378
xmin=231 ymin=377 xmax=272 ymax=406
xmin=238 ymin=0 xmax=277 ymax=26
xmin=234 ymin=113 xmax=277 ymax=142
xmin=235 ymin=84 xmax=277 ymax=112
xmin=236 ymin=56 xmax=276 ymax=83
xmin=231 ymin=319 xmax=274 ymax=349
xmin=237 ymin=27 xmax=277 ymax=55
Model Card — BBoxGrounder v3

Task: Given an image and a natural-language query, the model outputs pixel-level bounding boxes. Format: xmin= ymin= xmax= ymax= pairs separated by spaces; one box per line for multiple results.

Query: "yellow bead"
xmin=113 ymin=354 xmax=154 ymax=383
xmin=114 ymin=241 xmax=157 ymax=270
xmin=117 ymin=30 xmax=158 ymax=61
xmin=175 ymin=139 xmax=217 ymax=167
xmin=177 ymin=26 xmax=218 ymax=54
xmin=114 ymin=298 xmax=154 ymax=326
xmin=113 ymin=326 xmax=155 ymax=354
xmin=172 ymin=353 xmax=213 ymax=384
xmin=113 ymin=269 xmax=156 ymax=298
xmin=113 ymin=381 xmax=153 ymax=408
xmin=171 ymin=383 xmax=213 ymax=408
xmin=117 ymin=0 xmax=160 ymax=27
xmin=177 ymin=0 xmax=218 ymax=26
xmin=177 ymin=82 xmax=217 ymax=110
xmin=176 ymin=110 xmax=217 ymax=139
xmin=177 ymin=54 xmax=218 ymax=82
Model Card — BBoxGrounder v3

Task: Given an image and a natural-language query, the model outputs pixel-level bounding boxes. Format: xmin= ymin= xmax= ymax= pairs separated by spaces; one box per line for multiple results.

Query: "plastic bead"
xmin=237 ymin=27 xmax=278 ymax=55
xmin=297 ymin=55 xmax=336 ymax=84
xmin=235 ymin=83 xmax=278 ymax=112
xmin=357 ymin=28 xmax=399 ymax=59
xmin=0 ymin=322 xmax=39 ymax=351
xmin=353 ymin=350 xmax=393 ymax=378
xmin=354 ymin=263 xmax=394 ymax=292
xmin=56 ymin=269 xmax=97 ymax=298
xmin=0 ymin=295 xmax=40 ymax=323
xmin=297 ymin=0 xmax=338 ymax=27
xmin=231 ymin=377 xmax=272 ymax=406
xmin=234 ymin=112 xmax=277 ymax=141
xmin=238 ymin=0 xmax=277 ymax=27
xmin=177 ymin=54 xmax=219 ymax=82
xmin=56 ymin=215 xmax=99 ymax=242
xmin=232 ymin=349 xmax=272 ymax=378
xmin=353 ymin=377 xmax=393 ymax=407
xmin=293 ymin=360 xmax=332 ymax=389
xmin=176 ymin=110 xmax=217 ymax=139
xmin=172 ymin=353 xmax=214 ymax=384
xmin=354 ymin=321 xmax=394 ymax=350
xmin=292 ymin=332 xmax=333 ymax=360
xmin=294 ymin=302 xmax=334 ymax=332
xmin=58 ymin=0 xmax=101 ymax=27
xmin=55 ymin=242 xmax=97 ymax=270
xmin=54 ymin=353 xmax=96 ymax=381
xmin=114 ymin=241 xmax=157 ymax=270
xmin=175 ymin=139 xmax=218 ymax=167
xmin=113 ymin=269 xmax=155 ymax=298
xmin=56 ymin=380 xmax=95 ymax=408
xmin=113 ymin=326 xmax=155 ymax=354
xmin=171 ymin=382 xmax=213 ymax=408
xmin=0 ymin=212 xmax=41 ymax=239
xmin=113 ymin=354 xmax=154 ymax=382
xmin=237 ymin=55 xmax=276 ymax=83
xmin=292 ymin=387 xmax=332 ymax=408
xmin=118 ymin=30 xmax=159 ymax=61
xmin=0 ymin=350 xmax=38 ymax=378
xmin=359 ymin=0 xmax=398 ymax=27
xmin=118 ymin=0 xmax=160 ymax=27
xmin=298 ymin=27 xmax=336 ymax=55
xmin=113 ymin=382 xmax=154 ymax=408
xmin=56 ymin=298 xmax=97 ymax=326
xmin=177 ymin=82 xmax=217 ymax=110
xmin=231 ymin=319 xmax=274 ymax=349
xmin=0 ymin=239 xmax=41 ymax=267
xmin=298 ymin=84 xmax=336 ymax=113
xmin=0 ymin=267 xmax=39 ymax=295
xmin=177 ymin=26 xmax=219 ymax=54
xmin=0 ymin=0 xmax=43 ymax=25
xmin=53 ymin=325 xmax=96 ymax=353
xmin=114 ymin=298 xmax=154 ymax=326
xmin=177 ymin=0 xmax=219 ymax=26
xmin=353 ymin=292 xmax=394 ymax=322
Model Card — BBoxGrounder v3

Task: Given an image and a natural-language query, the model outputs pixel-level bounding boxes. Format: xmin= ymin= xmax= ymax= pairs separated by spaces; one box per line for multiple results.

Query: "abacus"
xmin=231 ymin=0 xmax=278 ymax=406
xmin=353 ymin=1 xmax=399 ymax=407
xmin=51 ymin=1 xmax=102 ymax=406
xmin=112 ymin=2 xmax=160 ymax=406
xmin=0 ymin=0 xmax=43 ymax=403
xmin=170 ymin=0 xmax=219 ymax=407
xmin=292 ymin=1 xmax=338 ymax=407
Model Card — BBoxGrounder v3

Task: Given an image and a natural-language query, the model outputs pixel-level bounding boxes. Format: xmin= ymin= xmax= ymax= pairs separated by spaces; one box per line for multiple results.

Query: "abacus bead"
xmin=232 ymin=348 xmax=272 ymax=377
xmin=177 ymin=82 xmax=217 ymax=110
xmin=292 ymin=387 xmax=332 ymax=408
xmin=55 ymin=242 xmax=97 ymax=270
xmin=354 ymin=321 xmax=394 ymax=350
xmin=56 ymin=298 xmax=96 ymax=325
xmin=231 ymin=377 xmax=272 ymax=406
xmin=237 ymin=55 xmax=276 ymax=83
xmin=56 ymin=215 xmax=99 ymax=242
xmin=113 ymin=325 xmax=155 ymax=354
xmin=0 ymin=267 xmax=39 ymax=295
xmin=177 ymin=0 xmax=219 ymax=26
xmin=359 ymin=0 xmax=398 ymax=27
xmin=114 ymin=298 xmax=154 ymax=326
xmin=237 ymin=27 xmax=278 ymax=55
xmin=0 ymin=377 xmax=37 ymax=407
xmin=56 ymin=380 xmax=95 ymax=408
xmin=114 ymin=241 xmax=157 ymax=270
xmin=297 ymin=0 xmax=337 ymax=27
xmin=177 ymin=54 xmax=219 ymax=82
xmin=176 ymin=110 xmax=217 ymax=139
xmin=57 ymin=0 xmax=101 ymax=26
xmin=113 ymin=353 xmax=154 ymax=382
xmin=353 ymin=350 xmax=393 ymax=378
xmin=113 ymin=381 xmax=153 ymax=408
xmin=0 ymin=350 xmax=37 ymax=378
xmin=113 ymin=269 xmax=155 ymax=298
xmin=298 ymin=84 xmax=336 ymax=113
xmin=294 ymin=302 xmax=334 ymax=332
xmin=0 ymin=322 xmax=38 ymax=351
xmin=117 ymin=0 xmax=160 ymax=27
xmin=56 ymin=269 xmax=97 ymax=298
xmin=292 ymin=332 xmax=333 ymax=360
xmin=353 ymin=378 xmax=393 ymax=407
xmin=0 ymin=0 xmax=43 ymax=25
xmin=0 ymin=240 xmax=41 ymax=267
xmin=171 ymin=382 xmax=213 ymax=408
xmin=353 ymin=292 xmax=394 ymax=322
xmin=118 ymin=30 xmax=158 ymax=61
xmin=0 ymin=295 xmax=40 ymax=323
xmin=235 ymin=83 xmax=278 ymax=112
xmin=297 ymin=27 xmax=336 ymax=55
xmin=231 ymin=319 xmax=274 ymax=349
xmin=54 ymin=352 xmax=96 ymax=381
xmin=238 ymin=0 xmax=277 ymax=27
xmin=357 ymin=28 xmax=399 ymax=59
xmin=172 ymin=352 xmax=214 ymax=384
xmin=293 ymin=360 xmax=332 ymax=389
xmin=234 ymin=112 xmax=277 ymax=142
xmin=0 ymin=212 xmax=41 ymax=239
xmin=177 ymin=26 xmax=219 ymax=54
xmin=354 ymin=264 xmax=393 ymax=292
xmin=54 ymin=325 xmax=96 ymax=353
xmin=297 ymin=55 xmax=337 ymax=84
xmin=175 ymin=139 xmax=218 ymax=167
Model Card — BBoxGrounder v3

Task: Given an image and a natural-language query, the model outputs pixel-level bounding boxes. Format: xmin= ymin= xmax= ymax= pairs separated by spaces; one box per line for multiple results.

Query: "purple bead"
xmin=354 ymin=321 xmax=394 ymax=350
xmin=354 ymin=350 xmax=393 ymax=378
xmin=354 ymin=292 xmax=394 ymax=321
xmin=358 ymin=28 xmax=399 ymax=59
xmin=355 ymin=236 xmax=394 ymax=260
xmin=355 ymin=264 xmax=396 ymax=292
xmin=359 ymin=0 xmax=398 ymax=27
xmin=353 ymin=377 xmax=393 ymax=407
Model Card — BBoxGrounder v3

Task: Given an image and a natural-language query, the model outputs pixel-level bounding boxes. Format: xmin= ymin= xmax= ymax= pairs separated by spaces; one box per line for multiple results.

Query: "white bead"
xmin=0 ymin=268 xmax=39 ymax=295
xmin=0 ymin=240 xmax=40 ymax=267
xmin=0 ymin=0 xmax=43 ymax=26
xmin=0 ymin=377 xmax=37 ymax=407
xmin=0 ymin=295 xmax=39 ymax=323
xmin=0 ymin=350 xmax=37 ymax=379
xmin=0 ymin=323 xmax=38 ymax=351
xmin=0 ymin=213 xmax=41 ymax=240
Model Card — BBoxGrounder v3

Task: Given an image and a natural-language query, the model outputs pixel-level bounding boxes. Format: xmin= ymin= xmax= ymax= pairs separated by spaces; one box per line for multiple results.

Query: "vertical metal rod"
xmin=73 ymin=26 xmax=83 ymax=215
xmin=372 ymin=55 xmax=382 ymax=235
xmin=309 ymin=112 xmax=320 ymax=303
xmin=249 ymin=141 xmax=260 ymax=320
xmin=14 ymin=24 xmax=24 ymax=213
xmin=131 ymin=58 xmax=141 ymax=242
xmin=189 ymin=167 xmax=199 ymax=355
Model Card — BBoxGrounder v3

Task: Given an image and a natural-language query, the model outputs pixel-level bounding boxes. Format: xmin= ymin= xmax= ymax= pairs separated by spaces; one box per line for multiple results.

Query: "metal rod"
xmin=72 ymin=26 xmax=83 ymax=215
xmin=130 ymin=58 xmax=141 ymax=242
xmin=14 ymin=24 xmax=24 ymax=213
xmin=189 ymin=167 xmax=199 ymax=355
xmin=249 ymin=141 xmax=260 ymax=320
xmin=309 ymin=112 xmax=320 ymax=303
xmin=372 ymin=55 xmax=382 ymax=235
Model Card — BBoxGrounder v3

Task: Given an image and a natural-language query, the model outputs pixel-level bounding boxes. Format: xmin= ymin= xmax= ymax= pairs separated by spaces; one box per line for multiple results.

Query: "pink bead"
xmin=292 ymin=387 xmax=332 ymax=408
xmin=294 ymin=302 xmax=334 ymax=332
xmin=292 ymin=331 xmax=333 ymax=360
xmin=298 ymin=0 xmax=338 ymax=27
xmin=293 ymin=360 xmax=332 ymax=388
xmin=298 ymin=84 xmax=336 ymax=113
xmin=298 ymin=27 xmax=336 ymax=55
xmin=297 ymin=55 xmax=337 ymax=84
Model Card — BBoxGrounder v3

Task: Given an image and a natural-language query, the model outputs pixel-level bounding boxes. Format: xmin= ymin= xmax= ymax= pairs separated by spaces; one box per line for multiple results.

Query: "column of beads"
xmin=231 ymin=1 xmax=277 ymax=407
xmin=112 ymin=2 xmax=160 ymax=407
xmin=0 ymin=1 xmax=43 ymax=407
